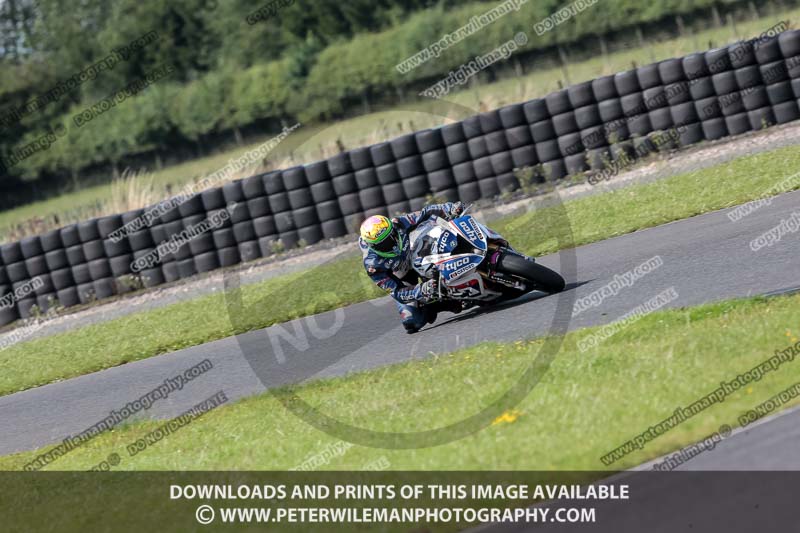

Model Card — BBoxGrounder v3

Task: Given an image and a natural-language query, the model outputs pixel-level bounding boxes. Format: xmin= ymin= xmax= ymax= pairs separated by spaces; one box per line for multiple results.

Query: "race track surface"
xmin=2 ymin=190 xmax=799 ymax=460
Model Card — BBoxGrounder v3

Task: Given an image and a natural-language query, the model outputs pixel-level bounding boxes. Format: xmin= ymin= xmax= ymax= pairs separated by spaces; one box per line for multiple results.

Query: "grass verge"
xmin=1 ymin=292 xmax=799 ymax=471
xmin=2 ymin=144 xmax=800 ymax=396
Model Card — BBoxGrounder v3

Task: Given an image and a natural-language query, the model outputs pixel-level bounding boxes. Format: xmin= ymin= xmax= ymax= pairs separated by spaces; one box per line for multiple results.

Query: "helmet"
xmin=360 ymin=215 xmax=404 ymax=258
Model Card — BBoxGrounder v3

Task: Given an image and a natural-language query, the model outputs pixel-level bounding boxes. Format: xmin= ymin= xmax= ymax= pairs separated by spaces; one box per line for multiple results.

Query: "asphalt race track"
xmin=2 ymin=190 xmax=799 ymax=463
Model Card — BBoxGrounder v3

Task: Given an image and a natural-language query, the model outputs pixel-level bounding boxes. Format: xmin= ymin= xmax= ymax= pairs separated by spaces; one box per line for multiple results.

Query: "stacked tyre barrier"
xmin=1 ymin=30 xmax=800 ymax=327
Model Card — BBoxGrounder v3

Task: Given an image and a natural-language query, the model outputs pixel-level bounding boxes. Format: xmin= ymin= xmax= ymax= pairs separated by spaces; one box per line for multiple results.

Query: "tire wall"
xmin=2 ymin=30 xmax=799 ymax=325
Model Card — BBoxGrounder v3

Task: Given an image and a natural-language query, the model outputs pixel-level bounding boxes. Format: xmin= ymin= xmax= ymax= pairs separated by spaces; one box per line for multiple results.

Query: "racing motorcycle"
xmin=409 ymin=207 xmax=565 ymax=306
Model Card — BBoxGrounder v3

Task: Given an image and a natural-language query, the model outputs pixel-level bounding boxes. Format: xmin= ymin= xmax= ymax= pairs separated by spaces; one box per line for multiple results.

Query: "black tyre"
xmin=637 ymin=63 xmax=662 ymax=89
xmin=665 ymin=82 xmax=690 ymax=105
xmin=627 ymin=113 xmax=653 ymax=136
xmin=705 ymin=47 xmax=732 ymax=74
xmin=643 ymin=86 xmax=667 ymax=110
xmin=498 ymin=104 xmax=526 ymax=128
xmin=598 ymin=98 xmax=624 ymax=121
xmin=779 ymin=30 xmax=800 ymax=58
xmin=82 ymin=240 xmax=105 ymax=261
xmin=761 ymin=60 xmax=788 ymax=84
xmin=89 ymin=258 xmax=112 ymax=280
xmin=484 ymin=131 xmax=508 ymax=154
xmin=176 ymin=258 xmax=196 ymax=279
xmin=767 ymin=81 xmax=793 ymax=105
xmin=316 ymin=200 xmax=342 ymax=222
xmin=755 ymin=38 xmax=782 ymax=64
xmin=218 ymin=246 xmax=241 ymax=267
xmin=542 ymin=159 xmax=567 ymax=181
xmin=523 ymin=98 xmax=549 ymax=123
xmin=59 ymin=225 xmax=81 ymax=248
xmin=719 ymin=92 xmax=745 ymax=116
xmin=545 ymin=90 xmax=572 ymax=115
xmin=242 ymin=173 xmax=267 ymax=198
xmin=558 ymin=133 xmax=584 ymax=156
xmin=194 ymin=251 xmax=220 ymax=273
xmin=505 ymin=125 xmax=533 ymax=148
xmin=109 ymin=254 xmax=133 ymax=277
xmin=497 ymin=253 xmax=565 ymax=293
xmin=457 ymin=182 xmax=482 ymax=202
xmin=57 ymin=287 xmax=79 ymax=309
xmin=453 ymin=162 xmax=477 ymax=184
xmin=678 ymin=123 xmax=704 ymax=147
xmin=467 ymin=137 xmax=489 ymax=159
xmin=332 ymin=173 xmax=358 ymax=195
xmin=565 ymin=153 xmax=588 ymax=175
xmin=263 ymin=171 xmax=285 ymax=194
xmin=614 ymin=70 xmax=640 ymax=95
xmin=659 ymin=58 xmax=686 ymax=84
xmin=298 ymin=225 xmax=323 ymax=246
xmin=689 ymin=76 xmax=715 ymax=99
xmin=72 ymin=263 xmax=91 ymax=284
xmin=428 ymin=169 xmax=456 ymax=191
xmin=222 ymin=180 xmax=246 ymax=203
xmin=415 ymin=129 xmax=444 ymax=152
xmin=338 ymin=193 xmax=362 ymax=216
xmin=247 ymin=196 xmax=271 ymax=218
xmin=268 ymin=192 xmax=291 ymax=213
xmin=701 ymin=118 xmax=728 ymax=140
xmin=477 ymin=177 xmax=500 ymax=198
xmin=201 ymin=188 xmax=226 ymax=211
xmin=326 ymin=154 xmax=353 ymax=177
xmin=103 ymin=237 xmax=130 ymax=257
xmin=349 ymin=147 xmax=373 ymax=171
xmin=305 ymin=161 xmax=331 ymax=185
xmin=511 ymin=145 xmax=539 ymax=167
xmin=581 ymin=126 xmax=607 ymax=149
xmin=369 ymin=143 xmax=395 ymax=166
xmin=177 ymin=195 xmax=204 ymax=217
xmin=683 ymin=53 xmax=709 ymax=79
xmin=51 ymin=267 xmax=74 ymax=290
xmin=490 ymin=152 xmax=513 ymax=174
xmin=321 ymin=219 xmax=348 ymax=239
xmin=735 ymin=65 xmax=762 ymax=90
xmin=390 ymin=134 xmax=418 ymax=159
xmin=376 ymin=163 xmax=401 ymax=185
xmin=288 ymin=188 xmax=313 ymax=210
xmin=446 ymin=143 xmax=471 ymax=165
xmin=20 ymin=236 xmax=43 ymax=259
xmin=292 ymin=206 xmax=319 ymax=228
xmin=281 ymin=167 xmax=308 ymax=190
xmin=422 ymin=148 xmax=449 ymax=170
xmin=478 ymin=110 xmax=503 ymax=134
xmin=441 ymin=123 xmax=466 ymax=145
xmin=552 ymin=112 xmax=578 ymax=136
xmin=712 ymin=72 xmax=737 ymax=95
xmin=649 ymin=107 xmax=675 ymax=129
xmin=473 ymin=156 xmax=494 ymax=179
xmin=462 ymin=116 xmax=482 ymax=138
xmin=730 ymin=41 xmax=756 ymax=68
xmin=397 ymin=155 xmax=423 ymax=178
xmin=568 ymin=81 xmax=594 ymax=107
xmin=402 ymin=175 xmax=430 ymax=198
xmin=77 ymin=219 xmax=101 ymax=242
xmin=695 ymin=96 xmax=721 ymax=119
xmin=575 ymin=104 xmax=601 ymax=128
xmin=748 ymin=107 xmax=776 ymax=130
xmin=535 ymin=139 xmax=561 ymax=162
xmin=772 ymin=100 xmax=800 ymax=123
xmin=592 ymin=76 xmax=618 ymax=100
xmin=358 ymin=186 xmax=385 ymax=210
xmin=530 ymin=120 xmax=557 ymax=142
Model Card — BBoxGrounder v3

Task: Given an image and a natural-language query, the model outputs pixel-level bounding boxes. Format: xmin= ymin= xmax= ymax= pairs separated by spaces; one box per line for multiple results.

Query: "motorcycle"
xmin=409 ymin=207 xmax=565 ymax=306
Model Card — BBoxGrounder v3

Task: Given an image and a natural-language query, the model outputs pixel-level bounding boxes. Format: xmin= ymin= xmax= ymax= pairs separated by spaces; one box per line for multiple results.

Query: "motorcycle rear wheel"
xmin=496 ymin=253 xmax=565 ymax=294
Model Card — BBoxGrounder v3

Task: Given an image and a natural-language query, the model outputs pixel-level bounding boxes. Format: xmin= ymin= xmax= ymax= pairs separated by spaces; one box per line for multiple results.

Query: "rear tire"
xmin=497 ymin=253 xmax=565 ymax=293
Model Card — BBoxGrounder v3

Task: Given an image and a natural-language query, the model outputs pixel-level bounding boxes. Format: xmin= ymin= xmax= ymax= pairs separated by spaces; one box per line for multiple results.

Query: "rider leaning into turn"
xmin=358 ymin=201 xmax=466 ymax=334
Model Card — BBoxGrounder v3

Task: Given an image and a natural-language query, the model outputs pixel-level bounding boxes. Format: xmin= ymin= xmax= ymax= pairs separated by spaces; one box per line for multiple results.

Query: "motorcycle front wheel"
xmin=496 ymin=253 xmax=565 ymax=294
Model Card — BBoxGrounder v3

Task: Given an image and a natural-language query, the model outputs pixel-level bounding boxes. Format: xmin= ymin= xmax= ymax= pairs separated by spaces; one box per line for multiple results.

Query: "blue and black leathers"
xmin=359 ymin=203 xmax=462 ymax=330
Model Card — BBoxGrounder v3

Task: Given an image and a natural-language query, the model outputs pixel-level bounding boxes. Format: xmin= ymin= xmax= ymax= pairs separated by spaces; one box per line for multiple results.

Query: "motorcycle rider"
xmin=359 ymin=202 xmax=466 ymax=333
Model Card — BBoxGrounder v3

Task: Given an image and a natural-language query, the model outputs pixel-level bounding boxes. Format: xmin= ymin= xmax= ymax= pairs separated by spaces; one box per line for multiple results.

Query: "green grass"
xmin=0 ymin=143 xmax=800 ymax=394
xmin=2 ymin=292 xmax=799 ymax=472
xmin=1 ymin=6 xmax=797 ymax=240
xmin=2 ymin=143 xmax=800 ymax=396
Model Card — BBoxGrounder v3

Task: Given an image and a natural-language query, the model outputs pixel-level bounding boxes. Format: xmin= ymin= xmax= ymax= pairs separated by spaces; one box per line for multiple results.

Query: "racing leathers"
xmin=359 ymin=202 xmax=464 ymax=332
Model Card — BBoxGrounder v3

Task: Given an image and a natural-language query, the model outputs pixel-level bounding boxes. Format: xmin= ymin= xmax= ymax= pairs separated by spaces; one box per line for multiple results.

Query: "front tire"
xmin=496 ymin=253 xmax=565 ymax=294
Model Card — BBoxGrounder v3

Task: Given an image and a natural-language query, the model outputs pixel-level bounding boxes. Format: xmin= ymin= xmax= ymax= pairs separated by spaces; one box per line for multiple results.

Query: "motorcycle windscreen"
xmin=451 ymin=216 xmax=487 ymax=251
xmin=439 ymin=253 xmax=484 ymax=283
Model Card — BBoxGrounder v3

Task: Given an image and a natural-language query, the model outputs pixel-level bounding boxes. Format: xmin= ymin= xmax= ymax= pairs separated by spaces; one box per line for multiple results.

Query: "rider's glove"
xmin=417 ymin=279 xmax=439 ymax=303
xmin=449 ymin=201 xmax=466 ymax=219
